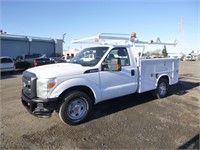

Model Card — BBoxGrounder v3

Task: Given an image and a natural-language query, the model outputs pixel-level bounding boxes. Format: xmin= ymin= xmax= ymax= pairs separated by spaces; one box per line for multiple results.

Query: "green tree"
xmin=162 ymin=45 xmax=168 ymax=57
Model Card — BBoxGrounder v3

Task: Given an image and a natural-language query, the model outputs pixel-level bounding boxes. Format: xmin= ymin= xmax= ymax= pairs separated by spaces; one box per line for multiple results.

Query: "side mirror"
xmin=102 ymin=58 xmax=121 ymax=71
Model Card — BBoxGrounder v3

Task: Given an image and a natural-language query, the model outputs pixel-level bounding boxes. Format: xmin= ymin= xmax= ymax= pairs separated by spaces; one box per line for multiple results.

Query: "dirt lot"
xmin=0 ymin=61 xmax=199 ymax=149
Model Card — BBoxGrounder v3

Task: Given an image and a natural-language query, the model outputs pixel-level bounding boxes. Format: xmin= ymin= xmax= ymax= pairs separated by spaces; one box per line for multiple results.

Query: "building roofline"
xmin=0 ymin=34 xmax=62 ymax=42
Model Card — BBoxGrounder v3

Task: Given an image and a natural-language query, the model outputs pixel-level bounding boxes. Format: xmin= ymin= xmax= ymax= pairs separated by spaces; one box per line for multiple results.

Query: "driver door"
xmin=99 ymin=47 xmax=137 ymax=100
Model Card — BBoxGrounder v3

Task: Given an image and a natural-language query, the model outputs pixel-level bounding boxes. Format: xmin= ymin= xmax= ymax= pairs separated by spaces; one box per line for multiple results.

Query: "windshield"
xmin=69 ymin=47 xmax=109 ymax=66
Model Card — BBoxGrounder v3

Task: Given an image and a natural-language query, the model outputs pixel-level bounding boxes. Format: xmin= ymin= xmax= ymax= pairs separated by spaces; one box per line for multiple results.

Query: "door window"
xmin=104 ymin=48 xmax=130 ymax=66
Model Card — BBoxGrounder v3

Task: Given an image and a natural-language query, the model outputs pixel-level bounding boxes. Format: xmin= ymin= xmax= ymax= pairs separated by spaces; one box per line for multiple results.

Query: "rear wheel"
xmin=59 ymin=91 xmax=92 ymax=125
xmin=153 ymin=78 xmax=169 ymax=99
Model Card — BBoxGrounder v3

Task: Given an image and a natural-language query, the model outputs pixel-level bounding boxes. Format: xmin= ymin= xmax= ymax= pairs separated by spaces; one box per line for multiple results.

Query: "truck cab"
xmin=21 ymin=33 xmax=179 ymax=125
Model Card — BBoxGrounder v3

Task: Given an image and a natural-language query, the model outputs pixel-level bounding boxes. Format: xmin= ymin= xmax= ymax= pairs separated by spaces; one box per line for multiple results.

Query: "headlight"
xmin=37 ymin=78 xmax=56 ymax=98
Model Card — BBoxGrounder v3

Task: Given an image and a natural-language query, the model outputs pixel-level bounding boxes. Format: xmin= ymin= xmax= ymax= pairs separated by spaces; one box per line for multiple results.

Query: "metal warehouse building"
xmin=0 ymin=34 xmax=63 ymax=58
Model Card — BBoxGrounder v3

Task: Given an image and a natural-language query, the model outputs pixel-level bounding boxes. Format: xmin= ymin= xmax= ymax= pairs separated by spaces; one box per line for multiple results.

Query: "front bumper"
xmin=21 ymin=91 xmax=58 ymax=118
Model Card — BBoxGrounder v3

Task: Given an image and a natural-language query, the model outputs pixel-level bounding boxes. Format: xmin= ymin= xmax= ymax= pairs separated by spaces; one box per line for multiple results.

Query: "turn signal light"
xmin=47 ymin=82 xmax=56 ymax=89
xmin=117 ymin=64 xmax=121 ymax=71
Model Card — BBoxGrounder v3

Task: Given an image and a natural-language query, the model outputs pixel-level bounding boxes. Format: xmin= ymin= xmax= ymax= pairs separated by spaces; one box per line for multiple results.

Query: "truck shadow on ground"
xmin=91 ymin=92 xmax=154 ymax=121
xmin=90 ymin=79 xmax=199 ymax=122
xmin=169 ymin=80 xmax=199 ymax=96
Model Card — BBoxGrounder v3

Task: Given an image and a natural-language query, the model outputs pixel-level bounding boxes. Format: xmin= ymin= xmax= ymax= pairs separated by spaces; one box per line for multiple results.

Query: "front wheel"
xmin=59 ymin=91 xmax=92 ymax=125
xmin=152 ymin=78 xmax=169 ymax=99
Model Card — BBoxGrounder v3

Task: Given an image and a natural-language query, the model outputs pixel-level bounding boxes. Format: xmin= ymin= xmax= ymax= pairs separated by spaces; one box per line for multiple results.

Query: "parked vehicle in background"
xmin=34 ymin=58 xmax=55 ymax=67
xmin=0 ymin=56 xmax=15 ymax=73
xmin=52 ymin=57 xmax=67 ymax=63
xmin=61 ymin=55 xmax=73 ymax=62
xmin=184 ymin=55 xmax=196 ymax=61
xmin=15 ymin=53 xmax=43 ymax=70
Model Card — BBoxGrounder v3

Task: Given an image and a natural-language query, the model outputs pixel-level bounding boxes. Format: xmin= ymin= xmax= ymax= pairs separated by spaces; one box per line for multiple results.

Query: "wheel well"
xmin=59 ymin=86 xmax=95 ymax=104
xmin=159 ymin=75 xmax=169 ymax=84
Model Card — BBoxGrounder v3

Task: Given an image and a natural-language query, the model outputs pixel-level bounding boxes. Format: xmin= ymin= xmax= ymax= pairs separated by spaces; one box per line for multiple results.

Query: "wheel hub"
xmin=72 ymin=104 xmax=82 ymax=114
xmin=159 ymin=82 xmax=166 ymax=96
xmin=67 ymin=98 xmax=87 ymax=120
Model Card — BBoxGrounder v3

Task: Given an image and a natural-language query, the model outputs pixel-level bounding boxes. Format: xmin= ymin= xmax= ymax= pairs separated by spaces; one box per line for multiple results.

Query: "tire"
xmin=59 ymin=91 xmax=92 ymax=125
xmin=152 ymin=78 xmax=169 ymax=99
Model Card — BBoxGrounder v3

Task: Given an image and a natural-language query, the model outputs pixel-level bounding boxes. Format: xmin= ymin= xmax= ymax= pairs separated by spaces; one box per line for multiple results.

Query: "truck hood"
xmin=27 ymin=63 xmax=89 ymax=78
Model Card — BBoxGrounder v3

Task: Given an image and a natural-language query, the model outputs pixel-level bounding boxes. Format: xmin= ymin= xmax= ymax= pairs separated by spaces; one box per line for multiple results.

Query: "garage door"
xmin=1 ymin=40 xmax=28 ymax=59
xmin=30 ymin=41 xmax=55 ymax=57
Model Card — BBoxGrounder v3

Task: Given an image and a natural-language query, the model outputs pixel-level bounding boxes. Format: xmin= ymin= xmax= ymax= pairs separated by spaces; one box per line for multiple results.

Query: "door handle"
xmin=131 ymin=70 xmax=135 ymax=76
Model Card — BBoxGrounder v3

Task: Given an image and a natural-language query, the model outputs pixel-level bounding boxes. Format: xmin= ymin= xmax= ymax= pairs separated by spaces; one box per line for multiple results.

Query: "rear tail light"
xmin=34 ymin=60 xmax=37 ymax=66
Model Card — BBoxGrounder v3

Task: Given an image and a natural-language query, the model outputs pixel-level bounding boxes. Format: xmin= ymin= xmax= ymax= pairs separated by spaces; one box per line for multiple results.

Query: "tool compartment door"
xmin=138 ymin=58 xmax=179 ymax=93
xmin=138 ymin=59 xmax=156 ymax=93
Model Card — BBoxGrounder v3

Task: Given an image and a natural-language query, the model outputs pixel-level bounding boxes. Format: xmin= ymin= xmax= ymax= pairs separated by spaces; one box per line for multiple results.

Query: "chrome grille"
xmin=22 ymin=71 xmax=37 ymax=98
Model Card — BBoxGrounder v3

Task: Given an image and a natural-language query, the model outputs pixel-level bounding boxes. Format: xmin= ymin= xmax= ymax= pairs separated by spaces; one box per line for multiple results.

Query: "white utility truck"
xmin=21 ymin=33 xmax=180 ymax=125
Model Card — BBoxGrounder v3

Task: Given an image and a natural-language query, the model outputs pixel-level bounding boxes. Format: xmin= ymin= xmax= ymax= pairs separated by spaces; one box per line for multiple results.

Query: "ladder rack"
xmin=71 ymin=32 xmax=177 ymax=46
xmin=71 ymin=32 xmax=180 ymax=64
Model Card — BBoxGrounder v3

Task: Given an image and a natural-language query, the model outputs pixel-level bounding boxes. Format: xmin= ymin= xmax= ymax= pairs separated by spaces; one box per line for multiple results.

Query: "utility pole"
xmin=62 ymin=33 xmax=66 ymax=43
xmin=62 ymin=33 xmax=66 ymax=51
xmin=178 ymin=18 xmax=185 ymax=54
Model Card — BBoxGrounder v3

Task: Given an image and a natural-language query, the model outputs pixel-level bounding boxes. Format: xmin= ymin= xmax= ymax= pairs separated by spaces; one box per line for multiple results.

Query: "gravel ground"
xmin=0 ymin=61 xmax=199 ymax=149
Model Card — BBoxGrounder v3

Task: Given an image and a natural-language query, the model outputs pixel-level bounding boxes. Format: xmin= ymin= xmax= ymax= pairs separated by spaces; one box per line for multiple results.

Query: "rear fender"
xmin=155 ymin=74 xmax=170 ymax=88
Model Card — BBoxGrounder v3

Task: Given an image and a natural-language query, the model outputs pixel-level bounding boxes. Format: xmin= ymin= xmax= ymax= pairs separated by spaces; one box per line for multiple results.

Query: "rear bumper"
xmin=21 ymin=91 xmax=58 ymax=118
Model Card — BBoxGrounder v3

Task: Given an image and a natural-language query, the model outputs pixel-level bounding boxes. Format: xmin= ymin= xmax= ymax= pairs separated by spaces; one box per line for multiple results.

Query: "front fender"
xmin=48 ymin=78 xmax=101 ymax=103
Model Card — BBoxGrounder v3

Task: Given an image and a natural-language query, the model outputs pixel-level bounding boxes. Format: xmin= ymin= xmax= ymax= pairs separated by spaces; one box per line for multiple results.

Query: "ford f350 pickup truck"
xmin=21 ymin=33 xmax=180 ymax=125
